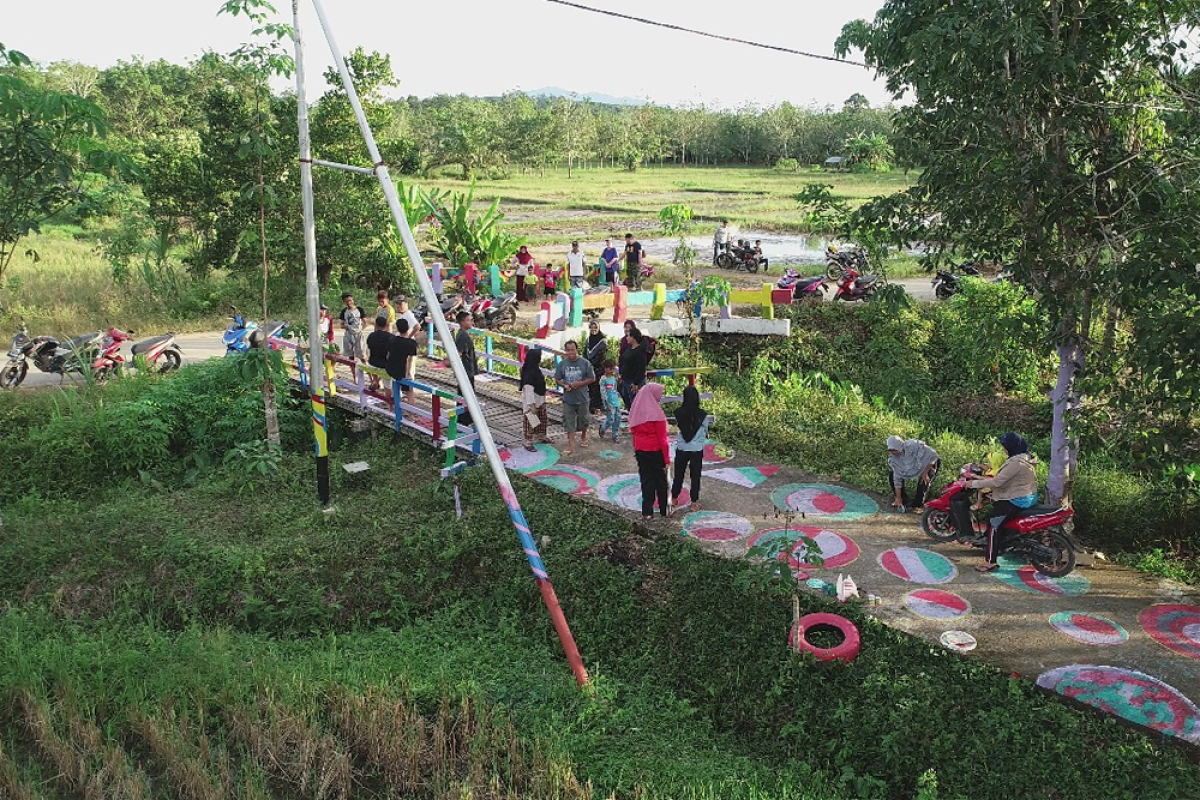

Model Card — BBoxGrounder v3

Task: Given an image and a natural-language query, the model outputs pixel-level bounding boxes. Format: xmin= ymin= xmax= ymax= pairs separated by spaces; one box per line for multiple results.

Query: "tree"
xmin=838 ymin=1 xmax=1200 ymax=503
xmin=0 ymin=44 xmax=130 ymax=295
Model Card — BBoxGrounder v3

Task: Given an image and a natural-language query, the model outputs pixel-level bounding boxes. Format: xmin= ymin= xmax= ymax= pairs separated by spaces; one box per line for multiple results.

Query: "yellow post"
xmin=761 ymin=283 xmax=774 ymax=320
xmin=324 ymin=356 xmax=337 ymax=396
xmin=650 ymin=282 xmax=667 ymax=321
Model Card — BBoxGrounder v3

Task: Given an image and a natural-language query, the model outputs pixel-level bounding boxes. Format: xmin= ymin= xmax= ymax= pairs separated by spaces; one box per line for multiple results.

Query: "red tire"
xmin=788 ymin=613 xmax=861 ymax=664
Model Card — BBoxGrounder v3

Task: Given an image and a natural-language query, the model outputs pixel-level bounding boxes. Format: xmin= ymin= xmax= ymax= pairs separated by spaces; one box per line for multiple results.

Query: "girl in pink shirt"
xmin=629 ymin=383 xmax=671 ymax=519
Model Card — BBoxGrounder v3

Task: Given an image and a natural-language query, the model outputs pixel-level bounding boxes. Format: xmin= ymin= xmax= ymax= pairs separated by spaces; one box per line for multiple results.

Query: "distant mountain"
xmin=525 ymin=86 xmax=646 ymax=107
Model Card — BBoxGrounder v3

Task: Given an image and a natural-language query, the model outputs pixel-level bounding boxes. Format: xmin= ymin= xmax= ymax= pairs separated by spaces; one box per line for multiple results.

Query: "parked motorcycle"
xmin=414 ymin=294 xmax=466 ymax=328
xmin=825 ymin=245 xmax=870 ymax=280
xmin=0 ymin=324 xmax=103 ymax=389
xmin=91 ymin=327 xmax=185 ymax=381
xmin=931 ymin=261 xmax=982 ymax=300
xmin=832 ymin=266 xmax=879 ymax=302
xmin=465 ymin=291 xmax=518 ymax=329
xmin=919 ymin=462 xmax=1078 ymax=577
xmin=223 ymin=308 xmax=287 ymax=354
xmin=777 ymin=269 xmax=827 ymax=301
xmin=717 ymin=240 xmax=760 ymax=273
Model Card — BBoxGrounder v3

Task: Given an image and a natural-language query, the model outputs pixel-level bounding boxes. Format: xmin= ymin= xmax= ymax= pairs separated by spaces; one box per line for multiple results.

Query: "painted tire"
xmin=788 ymin=613 xmax=861 ymax=664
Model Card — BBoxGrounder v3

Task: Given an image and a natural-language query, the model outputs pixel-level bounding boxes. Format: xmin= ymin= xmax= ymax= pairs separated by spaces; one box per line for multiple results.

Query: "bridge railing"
xmin=269 ymin=336 xmax=478 ymax=477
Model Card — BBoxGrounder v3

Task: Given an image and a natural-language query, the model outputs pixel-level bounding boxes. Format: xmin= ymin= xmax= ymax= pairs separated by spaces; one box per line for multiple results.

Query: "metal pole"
xmin=292 ymin=0 xmax=329 ymax=507
xmin=307 ymin=0 xmax=588 ymax=687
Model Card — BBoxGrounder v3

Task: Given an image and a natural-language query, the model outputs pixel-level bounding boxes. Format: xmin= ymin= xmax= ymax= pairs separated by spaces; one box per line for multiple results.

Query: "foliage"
xmin=774 ymin=157 xmax=800 ymax=172
xmin=658 ymin=203 xmax=698 ymax=271
xmin=795 ymin=183 xmax=850 ymax=234
xmin=842 ymin=132 xmax=893 ymax=173
xmin=424 ymin=181 xmax=524 ymax=269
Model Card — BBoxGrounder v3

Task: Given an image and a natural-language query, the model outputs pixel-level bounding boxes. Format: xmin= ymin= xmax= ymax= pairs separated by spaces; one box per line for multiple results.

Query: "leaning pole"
xmin=298 ymin=0 xmax=589 ymax=687
xmin=292 ymin=0 xmax=329 ymax=507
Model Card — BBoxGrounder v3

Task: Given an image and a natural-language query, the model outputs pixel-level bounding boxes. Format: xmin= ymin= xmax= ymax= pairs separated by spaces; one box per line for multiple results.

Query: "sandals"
xmin=975 ymin=563 xmax=1000 ymax=573
xmin=524 ymin=444 xmax=537 ymax=452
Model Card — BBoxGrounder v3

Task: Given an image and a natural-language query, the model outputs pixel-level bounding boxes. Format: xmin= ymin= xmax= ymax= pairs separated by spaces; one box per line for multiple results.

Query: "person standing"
xmin=339 ymin=292 xmax=366 ymax=362
xmin=543 ymin=263 xmax=558 ymax=297
xmin=318 ymin=304 xmax=334 ymax=345
xmin=713 ymin=219 xmax=730 ymax=265
xmin=618 ymin=328 xmax=649 ymax=409
xmin=621 ymin=233 xmax=643 ymax=289
xmin=519 ymin=347 xmax=549 ymax=451
xmin=375 ymin=290 xmax=396 ymax=327
xmin=601 ymin=238 xmax=619 ymax=285
xmin=629 ymin=383 xmax=671 ymax=520
xmin=672 ymin=386 xmax=714 ymax=511
xmin=598 ymin=359 xmax=622 ymax=443
xmin=584 ymin=320 xmax=608 ymax=414
xmin=553 ymin=340 xmax=596 ymax=455
xmin=365 ymin=314 xmax=393 ymax=392
xmin=454 ymin=310 xmax=477 ymax=428
xmin=513 ymin=245 xmax=534 ymax=304
xmin=395 ymin=295 xmax=420 ymax=386
xmin=566 ymin=241 xmax=587 ymax=289
xmin=885 ymin=435 xmax=941 ymax=510
xmin=386 ymin=318 xmax=417 ymax=411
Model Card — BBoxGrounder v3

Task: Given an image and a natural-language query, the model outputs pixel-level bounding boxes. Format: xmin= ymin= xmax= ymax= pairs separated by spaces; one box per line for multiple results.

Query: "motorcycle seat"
xmin=794 ymin=277 xmax=825 ymax=291
xmin=494 ymin=292 xmax=516 ymax=304
xmin=856 ymin=275 xmax=879 ymax=286
xmin=67 ymin=332 xmax=101 ymax=349
xmin=131 ymin=334 xmax=173 ymax=354
xmin=1010 ymin=505 xmax=1063 ymax=519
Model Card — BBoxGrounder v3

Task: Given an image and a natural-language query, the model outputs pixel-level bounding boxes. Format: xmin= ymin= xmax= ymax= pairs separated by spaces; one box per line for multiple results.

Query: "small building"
xmin=824 ymin=156 xmax=846 ymax=171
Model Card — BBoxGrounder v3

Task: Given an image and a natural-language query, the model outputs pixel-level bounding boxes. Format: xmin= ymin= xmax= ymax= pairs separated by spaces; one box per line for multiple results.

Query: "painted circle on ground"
xmin=1049 ymin=612 xmax=1128 ymax=646
xmin=595 ymin=473 xmax=691 ymax=513
xmin=599 ymin=449 xmax=622 ymax=460
xmin=940 ymin=630 xmax=977 ymax=652
xmin=770 ymin=483 xmax=878 ymax=520
xmin=878 ymin=547 xmax=958 ymax=584
xmin=1139 ymin=605 xmax=1200 ymax=661
xmin=703 ymin=442 xmax=734 ymax=465
xmin=1037 ymin=664 xmax=1200 ymax=743
xmin=745 ymin=526 xmax=860 ymax=569
xmin=807 ymin=578 xmax=827 ymax=590
xmin=904 ymin=589 xmax=971 ymax=621
xmin=681 ymin=511 xmax=753 ymax=542
xmin=500 ymin=443 xmax=559 ymax=474
xmin=528 ymin=465 xmax=601 ymax=496
xmin=988 ymin=555 xmax=1091 ymax=596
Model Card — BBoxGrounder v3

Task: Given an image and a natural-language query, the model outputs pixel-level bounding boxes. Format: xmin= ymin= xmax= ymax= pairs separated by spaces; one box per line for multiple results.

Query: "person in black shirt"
xmin=365 ymin=315 xmax=393 ymax=393
xmin=622 ymin=233 xmax=643 ymax=289
xmin=386 ymin=318 xmax=418 ymax=412
xmin=454 ymin=310 xmax=477 ymax=428
xmin=618 ymin=329 xmax=649 ymax=409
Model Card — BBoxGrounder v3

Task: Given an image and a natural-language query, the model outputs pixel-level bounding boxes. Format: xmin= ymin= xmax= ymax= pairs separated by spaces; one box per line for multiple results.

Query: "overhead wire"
xmin=544 ymin=0 xmax=867 ymax=68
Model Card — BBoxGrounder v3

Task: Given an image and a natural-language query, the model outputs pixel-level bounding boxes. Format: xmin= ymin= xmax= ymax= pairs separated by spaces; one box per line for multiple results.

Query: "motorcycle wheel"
xmin=0 ymin=361 xmax=27 ymax=389
xmin=919 ymin=508 xmax=959 ymax=542
xmin=716 ymin=253 xmax=734 ymax=270
xmin=92 ymin=365 xmax=113 ymax=384
xmin=746 ymin=259 xmax=759 ymax=274
xmin=159 ymin=349 xmax=183 ymax=373
xmin=826 ymin=262 xmax=845 ymax=280
xmin=935 ymin=284 xmax=955 ymax=301
xmin=1029 ymin=529 xmax=1075 ymax=578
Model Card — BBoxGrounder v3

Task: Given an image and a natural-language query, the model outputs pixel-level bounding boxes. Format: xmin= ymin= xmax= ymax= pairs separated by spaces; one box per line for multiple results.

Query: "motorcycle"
xmin=825 ymin=245 xmax=870 ymax=280
xmin=465 ymin=292 xmax=519 ymax=329
xmin=931 ymin=261 xmax=982 ymax=300
xmin=716 ymin=240 xmax=760 ymax=273
xmin=91 ymin=327 xmax=185 ymax=381
xmin=223 ymin=308 xmax=287 ymax=354
xmin=0 ymin=324 xmax=103 ymax=389
xmin=919 ymin=462 xmax=1078 ymax=577
xmin=777 ymin=269 xmax=827 ymax=301
xmin=414 ymin=294 xmax=466 ymax=328
xmin=832 ymin=266 xmax=880 ymax=302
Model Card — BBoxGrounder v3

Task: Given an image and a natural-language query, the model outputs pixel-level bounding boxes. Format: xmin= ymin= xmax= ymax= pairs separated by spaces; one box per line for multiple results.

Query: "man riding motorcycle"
xmin=949 ymin=432 xmax=1039 ymax=573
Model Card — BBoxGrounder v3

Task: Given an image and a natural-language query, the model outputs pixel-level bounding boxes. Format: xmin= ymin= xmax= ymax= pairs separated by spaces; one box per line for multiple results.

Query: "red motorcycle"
xmin=92 ymin=327 xmax=184 ymax=381
xmin=832 ymin=266 xmax=880 ymax=302
xmin=920 ymin=463 xmax=1078 ymax=577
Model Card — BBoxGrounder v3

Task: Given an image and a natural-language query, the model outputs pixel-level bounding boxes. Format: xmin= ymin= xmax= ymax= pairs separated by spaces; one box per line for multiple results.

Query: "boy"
xmin=454 ymin=310 xmax=477 ymax=427
xmin=543 ymin=263 xmax=558 ymax=297
xmin=598 ymin=359 xmax=622 ymax=443
xmin=339 ymin=292 xmax=366 ymax=361
xmin=375 ymin=290 xmax=396 ymax=327
xmin=386 ymin=318 xmax=417 ymax=412
xmin=366 ymin=315 xmax=393 ymax=392
xmin=754 ymin=240 xmax=768 ymax=272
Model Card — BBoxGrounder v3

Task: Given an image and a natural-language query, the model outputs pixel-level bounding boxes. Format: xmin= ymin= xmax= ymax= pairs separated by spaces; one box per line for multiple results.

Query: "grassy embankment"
xmin=0 ymin=366 xmax=1196 ymax=799
xmin=0 ymin=167 xmax=917 ymax=335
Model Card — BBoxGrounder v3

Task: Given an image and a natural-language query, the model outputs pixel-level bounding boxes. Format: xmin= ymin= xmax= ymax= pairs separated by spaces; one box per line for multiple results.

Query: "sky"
xmin=6 ymin=0 xmax=894 ymax=110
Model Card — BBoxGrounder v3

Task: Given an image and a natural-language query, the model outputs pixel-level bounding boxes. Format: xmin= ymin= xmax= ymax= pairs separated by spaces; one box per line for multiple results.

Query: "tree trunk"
xmin=256 ymin=88 xmax=281 ymax=448
xmin=1047 ymin=342 xmax=1081 ymax=505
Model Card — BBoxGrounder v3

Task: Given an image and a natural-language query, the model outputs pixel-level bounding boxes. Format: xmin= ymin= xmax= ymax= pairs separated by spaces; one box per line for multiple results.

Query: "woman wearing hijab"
xmin=885 ymin=435 xmax=941 ymax=511
xmin=519 ymin=348 xmax=550 ymax=451
xmin=629 ymin=383 xmax=671 ymax=520
xmin=951 ymin=432 xmax=1039 ymax=572
xmin=584 ymin=321 xmax=608 ymax=415
xmin=672 ymin=386 xmax=714 ymax=510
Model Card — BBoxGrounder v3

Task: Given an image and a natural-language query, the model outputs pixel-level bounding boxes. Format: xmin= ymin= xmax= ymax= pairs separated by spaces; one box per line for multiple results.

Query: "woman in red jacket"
xmin=629 ymin=382 xmax=671 ymax=519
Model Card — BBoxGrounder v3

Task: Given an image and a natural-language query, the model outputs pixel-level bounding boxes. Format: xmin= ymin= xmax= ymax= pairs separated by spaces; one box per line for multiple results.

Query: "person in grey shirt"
xmin=553 ymin=340 xmax=596 ymax=455
xmin=886 ymin=435 xmax=941 ymax=510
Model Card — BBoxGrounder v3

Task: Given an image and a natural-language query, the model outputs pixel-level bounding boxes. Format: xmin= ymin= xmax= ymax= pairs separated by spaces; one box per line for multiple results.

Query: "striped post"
xmin=484 ymin=335 xmax=494 ymax=375
xmin=427 ymin=321 xmax=436 ymax=358
xmin=569 ymin=287 xmax=584 ymax=328
xmin=444 ymin=411 xmax=457 ymax=472
xmin=464 ymin=263 xmax=477 ymax=294
xmin=613 ymin=284 xmax=627 ymax=324
xmin=432 ymin=394 xmax=441 ymax=440
xmin=761 ymin=283 xmax=774 ymax=320
xmin=536 ymin=301 xmax=551 ymax=339
xmin=489 ymin=264 xmax=501 ymax=296
xmin=431 ymin=262 xmax=444 ymax=294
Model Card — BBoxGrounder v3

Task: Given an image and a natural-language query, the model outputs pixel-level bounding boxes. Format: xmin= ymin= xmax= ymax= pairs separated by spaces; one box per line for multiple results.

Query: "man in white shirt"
xmin=396 ymin=295 xmax=420 ymax=382
xmin=566 ymin=241 xmax=587 ymax=289
xmin=713 ymin=219 xmax=730 ymax=265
